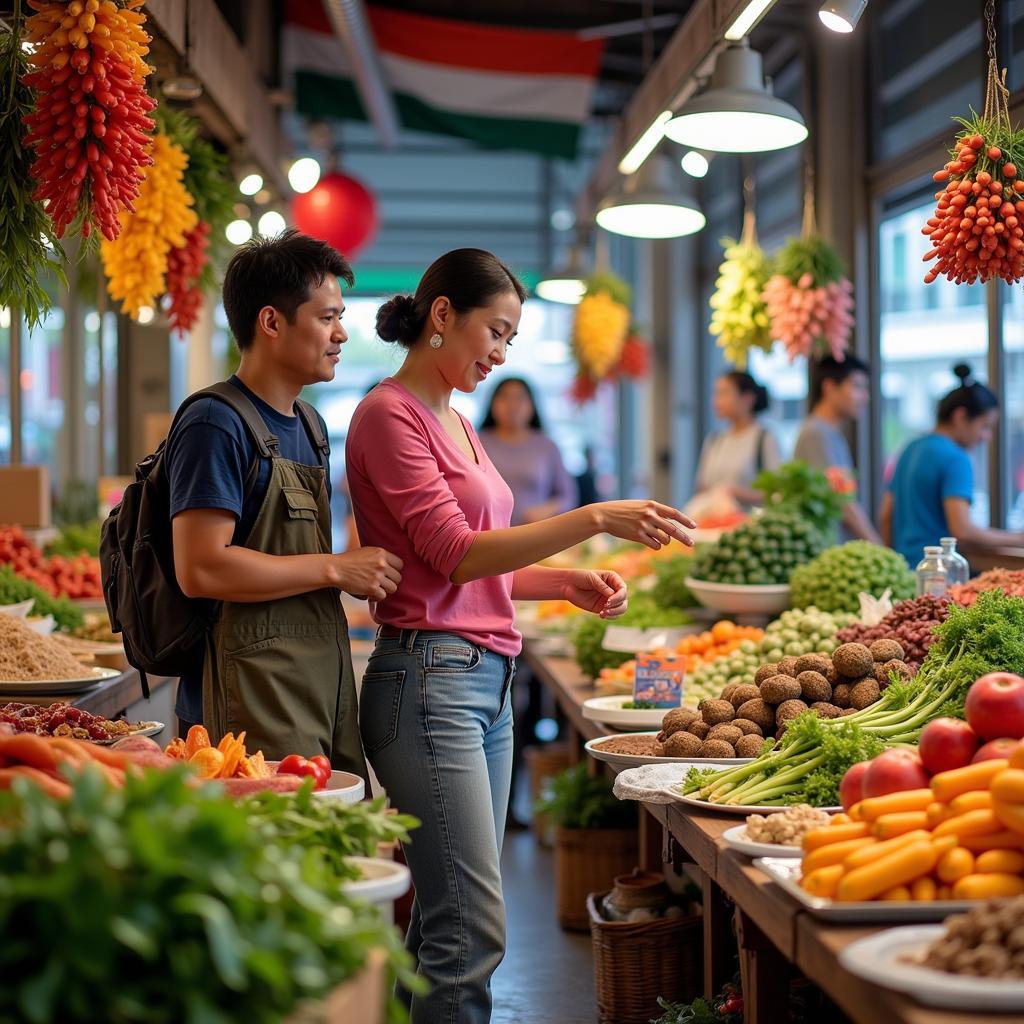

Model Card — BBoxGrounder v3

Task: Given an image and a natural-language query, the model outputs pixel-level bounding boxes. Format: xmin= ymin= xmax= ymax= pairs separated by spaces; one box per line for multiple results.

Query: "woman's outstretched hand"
xmin=594 ymin=500 xmax=696 ymax=551
xmin=562 ymin=569 xmax=628 ymax=619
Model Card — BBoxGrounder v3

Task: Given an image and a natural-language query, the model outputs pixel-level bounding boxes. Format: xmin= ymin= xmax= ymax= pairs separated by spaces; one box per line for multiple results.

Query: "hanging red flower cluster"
xmin=22 ymin=0 xmax=155 ymax=240
xmin=164 ymin=221 xmax=211 ymax=336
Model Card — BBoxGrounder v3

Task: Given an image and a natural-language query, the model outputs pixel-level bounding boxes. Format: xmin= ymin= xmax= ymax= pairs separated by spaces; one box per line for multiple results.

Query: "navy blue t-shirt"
xmin=165 ymin=375 xmax=331 ymax=724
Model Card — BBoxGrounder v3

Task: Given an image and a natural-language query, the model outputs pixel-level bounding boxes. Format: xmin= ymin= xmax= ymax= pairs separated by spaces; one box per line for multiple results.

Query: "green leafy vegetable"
xmin=753 ymin=461 xmax=852 ymax=535
xmin=0 ymin=24 xmax=66 ymax=329
xmin=45 ymin=521 xmax=102 ymax=559
xmin=0 ymin=767 xmax=420 ymax=1024
xmin=789 ymin=541 xmax=915 ymax=614
xmin=0 ymin=565 xmax=83 ymax=631
xmin=652 ymin=554 xmax=699 ymax=610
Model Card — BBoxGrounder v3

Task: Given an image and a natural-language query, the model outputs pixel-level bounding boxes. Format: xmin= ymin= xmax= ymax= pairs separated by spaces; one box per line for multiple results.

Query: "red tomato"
xmin=276 ymin=754 xmax=320 ymax=785
xmin=839 ymin=760 xmax=871 ymax=812
xmin=862 ymin=749 xmax=930 ymax=799
xmin=919 ymin=718 xmax=979 ymax=776
xmin=966 ymin=673 xmax=1024 ymax=741
xmin=972 ymin=738 xmax=1022 ymax=763
xmin=309 ymin=754 xmax=332 ymax=786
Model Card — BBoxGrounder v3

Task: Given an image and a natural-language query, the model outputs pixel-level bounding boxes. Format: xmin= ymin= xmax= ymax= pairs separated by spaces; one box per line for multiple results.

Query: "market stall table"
xmin=524 ymin=640 xmax=1014 ymax=1024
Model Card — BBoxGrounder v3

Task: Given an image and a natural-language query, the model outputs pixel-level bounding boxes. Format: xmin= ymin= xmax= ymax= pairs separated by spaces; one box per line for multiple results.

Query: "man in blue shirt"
xmin=165 ymin=231 xmax=403 ymax=774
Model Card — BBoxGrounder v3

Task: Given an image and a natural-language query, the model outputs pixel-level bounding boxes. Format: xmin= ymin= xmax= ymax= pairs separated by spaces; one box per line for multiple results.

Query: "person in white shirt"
xmin=694 ymin=371 xmax=781 ymax=508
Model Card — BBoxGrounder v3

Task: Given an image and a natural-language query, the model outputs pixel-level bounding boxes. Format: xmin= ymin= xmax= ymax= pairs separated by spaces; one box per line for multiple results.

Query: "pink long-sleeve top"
xmin=345 ymin=378 xmax=522 ymax=657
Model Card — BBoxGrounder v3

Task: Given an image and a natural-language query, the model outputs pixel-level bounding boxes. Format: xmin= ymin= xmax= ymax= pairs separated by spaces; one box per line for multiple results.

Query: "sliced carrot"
xmin=836 ymin=840 xmax=939 ymax=903
xmin=879 ymin=885 xmax=911 ymax=902
xmin=842 ymin=830 xmax=930 ymax=872
xmin=936 ymin=846 xmax=975 ymax=884
xmin=910 ymin=876 xmax=937 ymax=901
xmin=872 ymin=811 xmax=930 ymax=839
xmin=949 ymin=790 xmax=993 ymax=815
xmin=975 ymin=849 xmax=1024 ymax=874
xmin=802 ymin=837 xmax=876 ymax=875
xmin=800 ymin=864 xmax=844 ymax=898
xmin=933 ymin=808 xmax=1001 ymax=840
xmin=960 ymin=829 xmax=1024 ymax=852
xmin=801 ymin=821 xmax=871 ymax=852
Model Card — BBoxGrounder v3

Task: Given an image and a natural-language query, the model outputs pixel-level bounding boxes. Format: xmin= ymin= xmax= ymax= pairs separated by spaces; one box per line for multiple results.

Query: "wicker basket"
xmin=525 ymin=742 xmax=572 ymax=846
xmin=555 ymin=826 xmax=638 ymax=930
xmin=588 ymin=892 xmax=703 ymax=1024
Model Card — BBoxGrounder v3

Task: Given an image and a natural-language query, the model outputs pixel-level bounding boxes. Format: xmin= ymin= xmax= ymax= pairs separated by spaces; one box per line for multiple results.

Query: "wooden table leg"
xmin=702 ymin=873 xmax=735 ymax=1000
xmin=735 ymin=910 xmax=791 ymax=1024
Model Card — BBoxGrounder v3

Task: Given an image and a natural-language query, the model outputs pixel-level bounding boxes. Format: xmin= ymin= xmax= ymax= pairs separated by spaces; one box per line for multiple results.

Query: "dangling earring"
xmin=429 ymin=332 xmax=443 ymax=349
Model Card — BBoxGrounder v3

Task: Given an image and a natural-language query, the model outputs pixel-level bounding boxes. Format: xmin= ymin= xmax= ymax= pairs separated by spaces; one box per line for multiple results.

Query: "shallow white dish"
xmin=93 ymin=721 xmax=165 ymax=745
xmin=663 ymin=767 xmax=841 ymax=815
xmin=585 ymin=731 xmax=753 ymax=769
xmin=582 ymin=695 xmax=669 ymax=730
xmin=722 ymin=824 xmax=804 ymax=859
xmin=685 ymin=578 xmax=790 ymax=616
xmin=0 ymin=666 xmax=122 ymax=695
xmin=754 ymin=858 xmax=975 ymax=921
xmin=342 ymin=856 xmax=412 ymax=905
xmin=266 ymin=763 xmax=365 ymax=803
xmin=839 ymin=925 xmax=1024 ymax=1010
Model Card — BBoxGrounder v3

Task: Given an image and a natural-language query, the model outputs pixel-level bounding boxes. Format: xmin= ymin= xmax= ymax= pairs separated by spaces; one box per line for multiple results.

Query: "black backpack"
xmin=100 ymin=380 xmax=329 ymax=695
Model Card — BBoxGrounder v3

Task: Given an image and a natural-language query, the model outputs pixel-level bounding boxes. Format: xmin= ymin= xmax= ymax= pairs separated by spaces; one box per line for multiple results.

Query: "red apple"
xmin=918 ymin=718 xmax=979 ymax=776
xmin=862 ymin=749 xmax=930 ymax=799
xmin=965 ymin=673 xmax=1024 ymax=741
xmin=839 ymin=760 xmax=871 ymax=812
xmin=972 ymin=738 xmax=1022 ymax=763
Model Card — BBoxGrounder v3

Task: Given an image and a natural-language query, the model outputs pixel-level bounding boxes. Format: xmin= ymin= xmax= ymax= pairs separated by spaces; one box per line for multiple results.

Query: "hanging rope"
xmin=801 ymin=158 xmax=817 ymax=238
xmin=741 ymin=175 xmax=757 ymax=247
xmin=982 ymin=0 xmax=1011 ymax=132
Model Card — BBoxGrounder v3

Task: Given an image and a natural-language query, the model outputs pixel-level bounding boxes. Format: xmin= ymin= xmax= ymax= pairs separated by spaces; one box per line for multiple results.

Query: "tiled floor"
xmin=491 ymin=830 xmax=596 ymax=1024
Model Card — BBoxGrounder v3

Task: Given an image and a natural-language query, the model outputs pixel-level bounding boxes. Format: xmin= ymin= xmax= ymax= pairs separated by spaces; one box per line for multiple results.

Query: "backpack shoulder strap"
xmin=294 ymin=399 xmax=331 ymax=463
xmin=200 ymin=380 xmax=281 ymax=459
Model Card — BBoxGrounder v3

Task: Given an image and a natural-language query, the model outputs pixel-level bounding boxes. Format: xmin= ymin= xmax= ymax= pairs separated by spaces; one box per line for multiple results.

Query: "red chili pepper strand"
xmin=21 ymin=3 xmax=155 ymax=241
xmin=165 ymin=221 xmax=211 ymax=336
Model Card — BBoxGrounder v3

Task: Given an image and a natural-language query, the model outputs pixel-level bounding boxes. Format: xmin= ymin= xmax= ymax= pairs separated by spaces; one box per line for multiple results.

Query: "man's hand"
xmin=332 ymin=547 xmax=404 ymax=601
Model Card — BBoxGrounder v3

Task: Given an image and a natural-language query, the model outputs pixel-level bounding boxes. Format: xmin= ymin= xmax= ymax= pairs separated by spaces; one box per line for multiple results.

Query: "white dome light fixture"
xmin=536 ymin=247 xmax=588 ymax=305
xmin=288 ymin=157 xmax=321 ymax=194
xmin=596 ymin=155 xmax=706 ymax=239
xmin=226 ymin=219 xmax=253 ymax=245
xmin=681 ymin=150 xmax=710 ymax=178
xmin=258 ymin=210 xmax=287 ymax=237
xmin=819 ymin=0 xmax=867 ymax=33
xmin=664 ymin=41 xmax=808 ymax=154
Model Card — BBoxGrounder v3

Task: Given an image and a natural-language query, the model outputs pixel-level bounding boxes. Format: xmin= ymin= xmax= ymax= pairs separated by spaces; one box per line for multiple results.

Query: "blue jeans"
xmin=359 ymin=629 xmax=516 ymax=1024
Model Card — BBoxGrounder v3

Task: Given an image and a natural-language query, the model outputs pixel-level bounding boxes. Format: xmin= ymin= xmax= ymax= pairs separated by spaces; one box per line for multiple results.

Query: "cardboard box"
xmin=0 ymin=465 xmax=51 ymax=528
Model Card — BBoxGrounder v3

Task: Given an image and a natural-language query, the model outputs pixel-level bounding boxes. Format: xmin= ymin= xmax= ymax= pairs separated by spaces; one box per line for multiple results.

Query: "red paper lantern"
xmin=292 ymin=171 xmax=378 ymax=259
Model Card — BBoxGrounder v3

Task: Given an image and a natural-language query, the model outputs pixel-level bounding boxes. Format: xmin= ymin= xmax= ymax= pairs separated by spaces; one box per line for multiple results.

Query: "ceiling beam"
xmin=577 ymin=0 xmax=761 ymax=221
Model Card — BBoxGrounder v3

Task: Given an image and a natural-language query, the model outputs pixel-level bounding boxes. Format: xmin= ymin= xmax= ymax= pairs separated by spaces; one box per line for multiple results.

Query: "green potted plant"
xmin=535 ymin=763 xmax=638 ymax=930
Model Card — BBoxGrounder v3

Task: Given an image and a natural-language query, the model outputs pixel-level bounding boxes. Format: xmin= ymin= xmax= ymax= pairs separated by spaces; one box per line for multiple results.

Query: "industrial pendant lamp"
xmin=663 ymin=40 xmax=808 ymax=153
xmin=818 ymin=0 xmax=867 ymax=33
xmin=536 ymin=246 xmax=588 ymax=304
xmin=596 ymin=155 xmax=705 ymax=239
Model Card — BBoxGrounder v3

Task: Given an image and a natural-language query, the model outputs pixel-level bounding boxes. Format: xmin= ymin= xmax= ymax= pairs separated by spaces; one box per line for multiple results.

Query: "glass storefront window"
xmin=1000 ymin=284 xmax=1024 ymax=528
xmin=878 ymin=198 xmax=990 ymax=525
xmin=21 ymin=305 xmax=65 ymax=471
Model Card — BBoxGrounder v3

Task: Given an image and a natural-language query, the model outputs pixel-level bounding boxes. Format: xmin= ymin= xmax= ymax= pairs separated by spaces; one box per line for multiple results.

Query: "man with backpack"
xmin=133 ymin=231 xmax=400 ymax=777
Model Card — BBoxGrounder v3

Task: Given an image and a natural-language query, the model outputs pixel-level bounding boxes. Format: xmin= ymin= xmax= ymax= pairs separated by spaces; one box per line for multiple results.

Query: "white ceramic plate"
xmin=722 ymin=824 xmax=804 ymax=859
xmin=342 ymin=856 xmax=412 ymax=904
xmin=585 ymin=731 xmax=753 ymax=769
xmin=582 ymin=695 xmax=670 ymax=730
xmin=663 ymin=765 xmax=841 ymax=815
xmin=753 ymin=858 xmax=976 ymax=921
xmin=685 ymin=577 xmax=790 ymax=616
xmin=93 ymin=721 xmax=165 ymax=745
xmin=0 ymin=666 xmax=122 ymax=695
xmin=839 ymin=925 xmax=1024 ymax=1010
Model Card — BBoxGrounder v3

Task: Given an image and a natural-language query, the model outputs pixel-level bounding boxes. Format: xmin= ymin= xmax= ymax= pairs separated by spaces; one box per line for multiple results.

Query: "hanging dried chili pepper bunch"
xmin=923 ymin=4 xmax=1024 ymax=286
xmin=763 ymin=236 xmax=854 ymax=363
xmin=100 ymin=131 xmax=198 ymax=317
xmin=164 ymin=221 xmax=210 ymax=335
xmin=157 ymin=108 xmax=235 ymax=335
xmin=22 ymin=0 xmax=156 ymax=241
xmin=572 ymin=272 xmax=632 ymax=380
xmin=614 ymin=334 xmax=651 ymax=379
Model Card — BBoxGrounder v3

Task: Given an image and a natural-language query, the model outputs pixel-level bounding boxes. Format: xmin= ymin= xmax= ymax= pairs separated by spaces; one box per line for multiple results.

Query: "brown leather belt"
xmin=378 ymin=625 xmax=404 ymax=639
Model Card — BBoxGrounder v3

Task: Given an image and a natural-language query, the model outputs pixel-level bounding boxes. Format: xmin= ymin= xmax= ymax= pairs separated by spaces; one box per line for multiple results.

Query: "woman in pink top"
xmin=346 ymin=249 xmax=693 ymax=1024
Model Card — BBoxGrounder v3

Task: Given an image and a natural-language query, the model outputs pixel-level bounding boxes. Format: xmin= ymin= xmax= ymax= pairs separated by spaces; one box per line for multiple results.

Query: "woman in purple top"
xmin=479 ymin=377 xmax=577 ymax=525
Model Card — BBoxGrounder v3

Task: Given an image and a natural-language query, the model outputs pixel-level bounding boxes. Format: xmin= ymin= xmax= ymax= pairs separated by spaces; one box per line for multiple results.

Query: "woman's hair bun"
xmin=952 ymin=362 xmax=973 ymax=385
xmin=375 ymin=294 xmax=420 ymax=345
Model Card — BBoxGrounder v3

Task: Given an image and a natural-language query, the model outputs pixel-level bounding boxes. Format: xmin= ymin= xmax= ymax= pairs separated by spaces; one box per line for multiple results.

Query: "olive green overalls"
xmin=201 ymin=389 xmax=367 ymax=780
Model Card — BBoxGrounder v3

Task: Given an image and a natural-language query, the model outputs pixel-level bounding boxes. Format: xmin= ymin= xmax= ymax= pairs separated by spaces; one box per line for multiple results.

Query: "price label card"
xmin=633 ymin=652 xmax=686 ymax=708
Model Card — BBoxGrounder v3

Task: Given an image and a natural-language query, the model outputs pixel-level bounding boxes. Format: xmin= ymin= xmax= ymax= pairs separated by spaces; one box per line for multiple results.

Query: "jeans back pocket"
xmin=359 ymin=669 xmax=407 ymax=754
